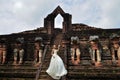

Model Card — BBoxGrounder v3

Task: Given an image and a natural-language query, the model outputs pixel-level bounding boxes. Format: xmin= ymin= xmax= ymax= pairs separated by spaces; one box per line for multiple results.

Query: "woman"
xmin=46 ymin=45 xmax=67 ymax=79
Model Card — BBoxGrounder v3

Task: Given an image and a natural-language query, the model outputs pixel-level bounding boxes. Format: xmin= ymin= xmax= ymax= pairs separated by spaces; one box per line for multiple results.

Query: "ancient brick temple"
xmin=0 ymin=6 xmax=101 ymax=61
xmin=0 ymin=6 xmax=120 ymax=80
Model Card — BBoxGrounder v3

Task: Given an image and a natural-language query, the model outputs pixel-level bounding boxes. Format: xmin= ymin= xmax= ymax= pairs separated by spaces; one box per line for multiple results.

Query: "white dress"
xmin=46 ymin=49 xmax=67 ymax=79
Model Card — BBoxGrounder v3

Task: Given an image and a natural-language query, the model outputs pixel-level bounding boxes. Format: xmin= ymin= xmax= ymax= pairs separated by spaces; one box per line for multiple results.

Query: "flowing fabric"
xmin=46 ymin=49 xmax=67 ymax=79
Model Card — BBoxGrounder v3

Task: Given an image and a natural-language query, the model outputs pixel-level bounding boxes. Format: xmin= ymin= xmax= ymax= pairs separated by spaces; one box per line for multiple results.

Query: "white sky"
xmin=0 ymin=0 xmax=120 ymax=35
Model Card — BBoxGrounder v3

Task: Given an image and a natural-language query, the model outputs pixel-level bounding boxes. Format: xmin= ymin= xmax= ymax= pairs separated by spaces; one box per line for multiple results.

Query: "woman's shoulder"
xmin=54 ymin=49 xmax=58 ymax=51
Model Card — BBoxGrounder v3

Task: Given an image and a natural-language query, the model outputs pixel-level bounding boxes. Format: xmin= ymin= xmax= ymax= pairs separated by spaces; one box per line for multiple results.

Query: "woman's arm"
xmin=58 ymin=45 xmax=60 ymax=51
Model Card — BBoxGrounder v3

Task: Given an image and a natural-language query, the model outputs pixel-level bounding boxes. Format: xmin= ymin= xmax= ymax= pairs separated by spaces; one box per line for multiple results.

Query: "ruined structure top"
xmin=44 ymin=6 xmax=72 ymax=34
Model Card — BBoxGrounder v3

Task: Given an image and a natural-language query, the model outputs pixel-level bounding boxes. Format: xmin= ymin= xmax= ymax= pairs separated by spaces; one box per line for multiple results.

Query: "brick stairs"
xmin=38 ymin=46 xmax=66 ymax=80
xmin=0 ymin=61 xmax=37 ymax=80
xmin=66 ymin=47 xmax=120 ymax=80
xmin=0 ymin=44 xmax=66 ymax=80
xmin=1 ymin=43 xmax=120 ymax=80
xmin=53 ymin=32 xmax=63 ymax=45
xmin=0 ymin=45 xmax=49 ymax=80
xmin=37 ymin=48 xmax=53 ymax=80
xmin=67 ymin=65 xmax=120 ymax=80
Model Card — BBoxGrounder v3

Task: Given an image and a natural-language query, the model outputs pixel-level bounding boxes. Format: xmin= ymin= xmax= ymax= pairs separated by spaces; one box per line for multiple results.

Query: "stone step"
xmin=0 ymin=71 xmax=36 ymax=78
xmin=1 ymin=61 xmax=34 ymax=66
xmin=38 ymin=67 xmax=53 ymax=79
xmin=0 ymin=61 xmax=38 ymax=78
xmin=68 ymin=60 xmax=113 ymax=66
xmin=38 ymin=74 xmax=52 ymax=79
xmin=68 ymin=56 xmax=112 ymax=60
xmin=67 ymin=60 xmax=120 ymax=79
xmin=68 ymin=66 xmax=120 ymax=73
xmin=67 ymin=72 xmax=120 ymax=79
xmin=0 ymin=68 xmax=37 ymax=73
xmin=0 ymin=65 xmax=37 ymax=70
xmin=39 ymin=79 xmax=52 ymax=80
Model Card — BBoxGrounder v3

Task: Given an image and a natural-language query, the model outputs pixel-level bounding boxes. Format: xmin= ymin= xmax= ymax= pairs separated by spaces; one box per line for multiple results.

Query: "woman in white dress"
xmin=46 ymin=45 xmax=67 ymax=79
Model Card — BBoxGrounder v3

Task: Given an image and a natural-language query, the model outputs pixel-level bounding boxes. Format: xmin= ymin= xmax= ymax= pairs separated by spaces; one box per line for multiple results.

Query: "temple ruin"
xmin=0 ymin=6 xmax=120 ymax=80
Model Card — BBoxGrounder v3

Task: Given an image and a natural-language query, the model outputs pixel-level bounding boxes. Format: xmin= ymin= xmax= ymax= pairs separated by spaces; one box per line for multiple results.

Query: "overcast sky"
xmin=0 ymin=0 xmax=120 ymax=35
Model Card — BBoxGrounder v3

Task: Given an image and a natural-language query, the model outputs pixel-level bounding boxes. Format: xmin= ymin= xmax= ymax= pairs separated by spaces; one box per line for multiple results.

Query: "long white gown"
xmin=46 ymin=49 xmax=67 ymax=79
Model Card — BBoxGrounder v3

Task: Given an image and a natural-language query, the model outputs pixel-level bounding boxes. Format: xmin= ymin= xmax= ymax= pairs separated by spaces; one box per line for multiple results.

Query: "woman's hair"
xmin=53 ymin=45 xmax=58 ymax=49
